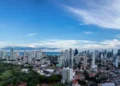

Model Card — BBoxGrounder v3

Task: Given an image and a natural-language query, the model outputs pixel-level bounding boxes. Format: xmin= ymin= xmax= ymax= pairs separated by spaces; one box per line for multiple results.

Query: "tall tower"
xmin=101 ymin=53 xmax=103 ymax=59
xmin=92 ymin=52 xmax=95 ymax=67
xmin=83 ymin=53 xmax=87 ymax=69
xmin=37 ymin=50 xmax=43 ymax=60
xmin=65 ymin=50 xmax=69 ymax=61
xmin=115 ymin=56 xmax=119 ymax=68
xmin=24 ymin=51 xmax=29 ymax=64
xmin=10 ymin=48 xmax=14 ymax=60
xmin=69 ymin=48 xmax=74 ymax=68
xmin=91 ymin=51 xmax=97 ymax=71
xmin=1 ymin=50 xmax=6 ymax=59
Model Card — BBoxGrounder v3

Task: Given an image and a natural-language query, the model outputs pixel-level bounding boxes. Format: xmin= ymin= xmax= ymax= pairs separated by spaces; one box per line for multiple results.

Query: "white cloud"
xmin=27 ymin=33 xmax=38 ymax=37
xmin=64 ymin=0 xmax=120 ymax=29
xmin=29 ymin=39 xmax=120 ymax=51
xmin=83 ymin=31 xmax=92 ymax=34
xmin=0 ymin=41 xmax=5 ymax=47
xmin=1 ymin=39 xmax=120 ymax=52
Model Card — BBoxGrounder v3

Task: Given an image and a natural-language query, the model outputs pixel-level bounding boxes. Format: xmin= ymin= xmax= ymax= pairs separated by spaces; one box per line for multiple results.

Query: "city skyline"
xmin=0 ymin=0 xmax=120 ymax=51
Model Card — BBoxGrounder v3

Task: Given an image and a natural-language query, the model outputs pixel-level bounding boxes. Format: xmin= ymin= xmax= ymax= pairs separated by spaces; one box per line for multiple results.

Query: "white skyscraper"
xmin=92 ymin=52 xmax=97 ymax=68
xmin=62 ymin=67 xmax=73 ymax=83
xmin=91 ymin=51 xmax=97 ymax=71
xmin=62 ymin=68 xmax=67 ymax=83
xmin=68 ymin=68 xmax=73 ymax=82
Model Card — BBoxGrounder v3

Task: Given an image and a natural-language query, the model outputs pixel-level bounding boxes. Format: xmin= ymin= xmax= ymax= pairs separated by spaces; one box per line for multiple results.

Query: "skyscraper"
xmin=69 ymin=48 xmax=74 ymax=68
xmin=62 ymin=67 xmax=73 ymax=83
xmin=115 ymin=56 xmax=119 ymax=68
xmin=24 ymin=51 xmax=29 ymax=63
xmin=64 ymin=50 xmax=69 ymax=62
xmin=84 ymin=53 xmax=87 ymax=69
xmin=101 ymin=53 xmax=103 ymax=59
xmin=10 ymin=48 xmax=14 ymax=60
xmin=0 ymin=50 xmax=6 ymax=59
xmin=92 ymin=52 xmax=95 ymax=67
xmin=74 ymin=48 xmax=78 ymax=56
xmin=91 ymin=51 xmax=97 ymax=71
xmin=36 ymin=50 xmax=43 ymax=60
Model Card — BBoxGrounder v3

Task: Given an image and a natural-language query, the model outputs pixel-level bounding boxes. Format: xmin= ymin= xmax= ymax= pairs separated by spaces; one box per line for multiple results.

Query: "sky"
xmin=0 ymin=0 xmax=120 ymax=51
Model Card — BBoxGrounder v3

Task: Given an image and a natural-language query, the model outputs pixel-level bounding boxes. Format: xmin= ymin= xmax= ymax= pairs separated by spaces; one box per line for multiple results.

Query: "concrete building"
xmin=64 ymin=50 xmax=69 ymax=61
xmin=24 ymin=51 xmax=29 ymax=63
xmin=91 ymin=52 xmax=97 ymax=71
xmin=92 ymin=52 xmax=95 ymax=67
xmin=62 ymin=67 xmax=73 ymax=83
xmin=83 ymin=53 xmax=87 ymax=70
xmin=101 ymin=53 xmax=103 ymax=59
xmin=0 ymin=50 xmax=6 ymax=59
xmin=115 ymin=56 xmax=119 ymax=68
xmin=10 ymin=48 xmax=14 ymax=60
xmin=69 ymin=48 xmax=74 ymax=68
xmin=101 ymin=83 xmax=115 ymax=86
xmin=36 ymin=50 xmax=43 ymax=60
xmin=13 ymin=51 xmax=19 ymax=62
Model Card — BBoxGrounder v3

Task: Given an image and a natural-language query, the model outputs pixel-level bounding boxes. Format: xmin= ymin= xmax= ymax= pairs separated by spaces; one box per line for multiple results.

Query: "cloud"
xmin=0 ymin=41 xmax=7 ymax=48
xmin=83 ymin=31 xmax=92 ymax=34
xmin=27 ymin=33 xmax=38 ymax=37
xmin=64 ymin=0 xmax=120 ymax=29
xmin=1 ymin=39 xmax=120 ymax=52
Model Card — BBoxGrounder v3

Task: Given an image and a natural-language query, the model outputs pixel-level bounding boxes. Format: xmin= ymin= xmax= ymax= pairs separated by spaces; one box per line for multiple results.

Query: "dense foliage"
xmin=0 ymin=62 xmax=62 ymax=86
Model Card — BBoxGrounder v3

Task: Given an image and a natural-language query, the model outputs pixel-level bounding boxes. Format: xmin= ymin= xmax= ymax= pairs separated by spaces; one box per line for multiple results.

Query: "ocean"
xmin=45 ymin=52 xmax=61 ymax=56
xmin=7 ymin=52 xmax=61 ymax=56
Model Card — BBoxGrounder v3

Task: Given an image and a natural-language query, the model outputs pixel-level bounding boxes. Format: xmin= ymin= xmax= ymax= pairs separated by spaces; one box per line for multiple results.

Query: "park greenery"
xmin=0 ymin=62 xmax=64 ymax=86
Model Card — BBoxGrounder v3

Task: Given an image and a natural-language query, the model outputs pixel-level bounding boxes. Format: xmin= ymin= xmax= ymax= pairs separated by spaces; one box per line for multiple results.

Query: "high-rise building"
xmin=36 ymin=50 xmax=43 ymax=60
xmin=0 ymin=50 xmax=6 ymax=59
xmin=83 ymin=53 xmax=87 ymax=69
xmin=115 ymin=56 xmax=119 ymax=68
xmin=111 ymin=49 xmax=113 ymax=57
xmin=13 ymin=51 xmax=19 ymax=61
xmin=64 ymin=50 xmax=69 ymax=61
xmin=69 ymin=48 xmax=74 ymax=68
xmin=10 ymin=48 xmax=14 ymax=60
xmin=24 ymin=51 xmax=29 ymax=63
xmin=117 ymin=49 xmax=120 ymax=56
xmin=91 ymin=52 xmax=97 ymax=70
xmin=62 ymin=67 xmax=73 ymax=83
xmin=92 ymin=52 xmax=95 ymax=67
xmin=62 ymin=68 xmax=67 ymax=83
xmin=74 ymin=48 xmax=78 ymax=56
xmin=101 ymin=53 xmax=103 ymax=59
xmin=68 ymin=68 xmax=73 ymax=82
xmin=92 ymin=52 xmax=97 ymax=69
xmin=104 ymin=53 xmax=107 ymax=59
